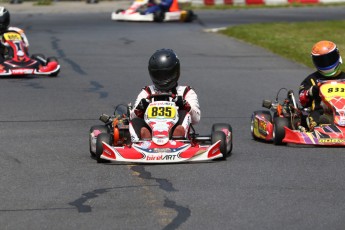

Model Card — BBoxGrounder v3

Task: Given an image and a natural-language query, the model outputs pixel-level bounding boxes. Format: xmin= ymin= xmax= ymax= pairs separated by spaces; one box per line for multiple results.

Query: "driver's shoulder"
xmin=7 ymin=27 xmax=24 ymax=34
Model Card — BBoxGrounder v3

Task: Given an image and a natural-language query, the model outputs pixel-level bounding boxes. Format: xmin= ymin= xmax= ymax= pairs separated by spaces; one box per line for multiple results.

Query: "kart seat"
xmin=140 ymin=127 xmax=151 ymax=139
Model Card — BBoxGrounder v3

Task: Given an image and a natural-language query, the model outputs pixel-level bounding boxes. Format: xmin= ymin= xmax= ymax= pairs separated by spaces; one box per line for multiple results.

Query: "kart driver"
xmin=0 ymin=7 xmax=29 ymax=62
xmin=142 ymin=0 xmax=174 ymax=15
xmin=129 ymin=48 xmax=200 ymax=141
xmin=299 ymin=40 xmax=345 ymax=130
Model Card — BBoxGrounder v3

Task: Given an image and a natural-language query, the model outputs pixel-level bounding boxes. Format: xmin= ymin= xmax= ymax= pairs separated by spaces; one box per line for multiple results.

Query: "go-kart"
xmin=0 ymin=31 xmax=60 ymax=77
xmin=251 ymin=79 xmax=345 ymax=146
xmin=111 ymin=0 xmax=196 ymax=23
xmin=89 ymin=93 xmax=232 ymax=163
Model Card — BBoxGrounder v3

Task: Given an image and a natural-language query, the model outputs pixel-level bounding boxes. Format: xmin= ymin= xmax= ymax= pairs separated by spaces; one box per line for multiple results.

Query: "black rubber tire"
xmin=47 ymin=57 xmax=58 ymax=63
xmin=10 ymin=0 xmax=22 ymax=4
xmin=153 ymin=11 xmax=165 ymax=22
xmin=212 ymin=123 xmax=233 ymax=156
xmin=184 ymin=10 xmax=196 ymax=23
xmin=86 ymin=0 xmax=99 ymax=3
xmin=116 ymin=9 xmax=125 ymax=14
xmin=96 ymin=133 xmax=112 ymax=163
xmin=273 ymin=117 xmax=289 ymax=145
xmin=31 ymin=53 xmax=46 ymax=65
xmin=89 ymin=125 xmax=109 ymax=157
xmin=211 ymin=130 xmax=227 ymax=160
xmin=250 ymin=110 xmax=272 ymax=141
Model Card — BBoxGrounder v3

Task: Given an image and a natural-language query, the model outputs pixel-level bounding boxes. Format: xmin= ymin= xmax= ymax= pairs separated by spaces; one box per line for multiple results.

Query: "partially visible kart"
xmin=89 ymin=93 xmax=232 ymax=163
xmin=0 ymin=31 xmax=60 ymax=77
xmin=251 ymin=79 xmax=345 ymax=146
xmin=111 ymin=0 xmax=196 ymax=23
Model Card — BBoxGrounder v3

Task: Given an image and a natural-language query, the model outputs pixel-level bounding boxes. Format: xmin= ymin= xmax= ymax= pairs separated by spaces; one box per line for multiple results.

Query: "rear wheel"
xmin=10 ymin=0 xmax=23 ymax=3
xmin=184 ymin=10 xmax=196 ymax=22
xmin=212 ymin=123 xmax=232 ymax=157
xmin=86 ymin=0 xmax=99 ymax=3
xmin=211 ymin=130 xmax=227 ymax=160
xmin=96 ymin=133 xmax=112 ymax=163
xmin=273 ymin=117 xmax=289 ymax=145
xmin=153 ymin=10 xmax=165 ymax=22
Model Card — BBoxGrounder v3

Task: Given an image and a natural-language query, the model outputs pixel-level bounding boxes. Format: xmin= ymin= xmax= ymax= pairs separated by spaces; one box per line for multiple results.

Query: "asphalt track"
xmin=1 ymin=5 xmax=345 ymax=230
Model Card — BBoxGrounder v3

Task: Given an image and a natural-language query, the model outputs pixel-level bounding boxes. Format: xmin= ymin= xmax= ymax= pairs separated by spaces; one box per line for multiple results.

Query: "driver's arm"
xmin=20 ymin=31 xmax=29 ymax=47
xmin=299 ymin=75 xmax=317 ymax=108
xmin=130 ymin=88 xmax=150 ymax=119
xmin=185 ymin=89 xmax=201 ymax=125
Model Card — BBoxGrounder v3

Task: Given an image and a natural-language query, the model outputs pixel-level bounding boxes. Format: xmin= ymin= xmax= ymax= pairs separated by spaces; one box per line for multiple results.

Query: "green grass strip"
xmin=220 ymin=20 xmax=345 ymax=71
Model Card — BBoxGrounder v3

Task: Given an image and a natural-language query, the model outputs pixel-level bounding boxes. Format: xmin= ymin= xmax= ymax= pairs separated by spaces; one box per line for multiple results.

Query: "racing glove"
xmin=308 ymin=85 xmax=320 ymax=98
xmin=175 ymin=96 xmax=191 ymax=112
xmin=134 ymin=98 xmax=149 ymax=118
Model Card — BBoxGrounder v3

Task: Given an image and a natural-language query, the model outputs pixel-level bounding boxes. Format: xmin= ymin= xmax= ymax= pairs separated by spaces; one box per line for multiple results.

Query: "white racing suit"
xmin=130 ymin=85 xmax=201 ymax=142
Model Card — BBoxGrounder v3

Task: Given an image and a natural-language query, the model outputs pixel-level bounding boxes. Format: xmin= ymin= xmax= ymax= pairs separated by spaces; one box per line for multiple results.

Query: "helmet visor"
xmin=312 ymin=49 xmax=340 ymax=70
xmin=150 ymin=68 xmax=179 ymax=90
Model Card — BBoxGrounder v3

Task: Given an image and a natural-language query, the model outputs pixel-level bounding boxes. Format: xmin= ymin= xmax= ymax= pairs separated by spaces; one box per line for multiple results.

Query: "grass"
xmin=34 ymin=0 xmax=52 ymax=5
xmin=220 ymin=20 xmax=345 ymax=70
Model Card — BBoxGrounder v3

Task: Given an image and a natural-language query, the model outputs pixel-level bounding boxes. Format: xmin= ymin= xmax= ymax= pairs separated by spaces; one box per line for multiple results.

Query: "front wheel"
xmin=46 ymin=57 xmax=60 ymax=77
xmin=212 ymin=123 xmax=232 ymax=157
xmin=89 ymin=125 xmax=109 ymax=157
xmin=96 ymin=133 xmax=112 ymax=163
xmin=116 ymin=9 xmax=125 ymax=14
xmin=273 ymin=117 xmax=289 ymax=145
xmin=31 ymin=53 xmax=46 ymax=65
xmin=211 ymin=130 xmax=227 ymax=160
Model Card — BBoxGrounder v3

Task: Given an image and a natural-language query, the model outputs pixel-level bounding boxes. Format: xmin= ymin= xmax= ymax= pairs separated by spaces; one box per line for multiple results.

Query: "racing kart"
xmin=0 ymin=31 xmax=60 ymax=77
xmin=251 ymin=79 xmax=345 ymax=146
xmin=89 ymin=93 xmax=233 ymax=163
xmin=111 ymin=0 xmax=196 ymax=23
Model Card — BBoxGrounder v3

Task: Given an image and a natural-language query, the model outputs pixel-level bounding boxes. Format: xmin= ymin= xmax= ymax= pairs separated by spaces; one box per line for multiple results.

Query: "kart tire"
xmin=89 ymin=125 xmax=109 ymax=157
xmin=184 ymin=10 xmax=196 ymax=23
xmin=10 ymin=0 xmax=22 ymax=4
xmin=250 ymin=110 xmax=272 ymax=141
xmin=96 ymin=133 xmax=112 ymax=163
xmin=31 ymin=53 xmax=46 ymax=65
xmin=116 ymin=9 xmax=125 ymax=14
xmin=211 ymin=130 xmax=227 ymax=160
xmin=153 ymin=11 xmax=165 ymax=23
xmin=47 ymin=57 xmax=59 ymax=63
xmin=47 ymin=57 xmax=60 ymax=77
xmin=86 ymin=0 xmax=99 ymax=3
xmin=212 ymin=123 xmax=232 ymax=156
xmin=273 ymin=117 xmax=289 ymax=145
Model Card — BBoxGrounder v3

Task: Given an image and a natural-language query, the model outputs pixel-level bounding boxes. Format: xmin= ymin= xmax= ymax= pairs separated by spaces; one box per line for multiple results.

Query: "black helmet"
xmin=0 ymin=7 xmax=10 ymax=34
xmin=148 ymin=49 xmax=180 ymax=91
xmin=311 ymin=40 xmax=342 ymax=77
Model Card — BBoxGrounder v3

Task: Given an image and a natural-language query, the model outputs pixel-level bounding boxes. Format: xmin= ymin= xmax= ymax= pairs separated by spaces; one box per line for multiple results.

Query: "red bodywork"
xmin=0 ymin=31 xmax=60 ymax=77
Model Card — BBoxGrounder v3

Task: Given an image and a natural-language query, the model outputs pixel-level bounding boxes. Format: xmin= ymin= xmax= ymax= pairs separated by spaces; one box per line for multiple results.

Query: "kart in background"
xmin=251 ymin=79 xmax=345 ymax=146
xmin=0 ymin=31 xmax=60 ymax=77
xmin=111 ymin=0 xmax=196 ymax=23
xmin=89 ymin=93 xmax=232 ymax=163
